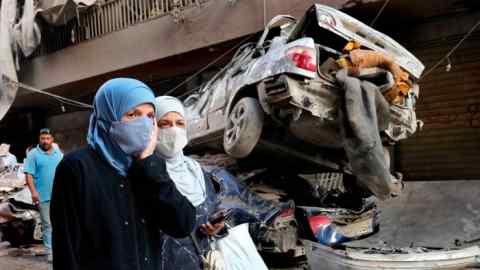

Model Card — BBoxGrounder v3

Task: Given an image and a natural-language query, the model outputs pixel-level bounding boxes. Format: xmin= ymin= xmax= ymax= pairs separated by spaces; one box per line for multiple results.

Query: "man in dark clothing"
xmin=50 ymin=78 xmax=195 ymax=270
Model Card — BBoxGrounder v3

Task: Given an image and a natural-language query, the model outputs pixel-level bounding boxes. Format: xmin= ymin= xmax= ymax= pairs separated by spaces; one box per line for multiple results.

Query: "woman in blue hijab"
xmin=50 ymin=78 xmax=195 ymax=270
xmin=87 ymin=77 xmax=158 ymax=175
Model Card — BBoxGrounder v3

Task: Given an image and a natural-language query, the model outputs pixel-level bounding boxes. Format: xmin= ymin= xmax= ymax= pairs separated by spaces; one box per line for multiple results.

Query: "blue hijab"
xmin=87 ymin=78 xmax=156 ymax=176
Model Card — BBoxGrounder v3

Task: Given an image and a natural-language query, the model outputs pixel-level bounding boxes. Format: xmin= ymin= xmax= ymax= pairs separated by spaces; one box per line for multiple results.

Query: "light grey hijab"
xmin=155 ymin=96 xmax=206 ymax=206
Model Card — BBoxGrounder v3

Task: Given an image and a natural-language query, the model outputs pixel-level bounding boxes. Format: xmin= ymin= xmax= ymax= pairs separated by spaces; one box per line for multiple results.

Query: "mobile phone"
xmin=208 ymin=209 xmax=233 ymax=224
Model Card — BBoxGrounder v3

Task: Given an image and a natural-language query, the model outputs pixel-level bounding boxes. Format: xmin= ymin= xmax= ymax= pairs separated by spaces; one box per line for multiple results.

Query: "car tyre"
xmin=224 ymin=97 xmax=264 ymax=158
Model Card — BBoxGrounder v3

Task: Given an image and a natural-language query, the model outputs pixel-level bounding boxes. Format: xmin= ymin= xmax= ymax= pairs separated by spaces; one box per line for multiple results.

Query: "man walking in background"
xmin=24 ymin=128 xmax=63 ymax=262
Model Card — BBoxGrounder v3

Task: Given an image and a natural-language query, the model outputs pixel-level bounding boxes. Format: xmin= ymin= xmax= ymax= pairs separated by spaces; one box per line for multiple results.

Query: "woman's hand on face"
xmin=200 ymin=222 xmax=225 ymax=236
xmin=137 ymin=118 xmax=158 ymax=160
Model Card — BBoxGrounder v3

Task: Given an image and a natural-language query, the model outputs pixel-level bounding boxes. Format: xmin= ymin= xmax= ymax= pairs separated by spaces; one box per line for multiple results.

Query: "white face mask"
xmin=156 ymin=126 xmax=188 ymax=158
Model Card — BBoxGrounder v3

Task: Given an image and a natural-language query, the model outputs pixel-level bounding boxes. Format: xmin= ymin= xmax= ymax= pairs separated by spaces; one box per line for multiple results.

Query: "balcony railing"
xmin=33 ymin=0 xmax=207 ymax=57
xmin=76 ymin=0 xmax=203 ymax=41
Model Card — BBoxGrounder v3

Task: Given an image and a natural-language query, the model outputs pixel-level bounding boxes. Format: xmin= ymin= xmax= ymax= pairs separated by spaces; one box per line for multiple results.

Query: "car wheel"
xmin=224 ymin=97 xmax=264 ymax=158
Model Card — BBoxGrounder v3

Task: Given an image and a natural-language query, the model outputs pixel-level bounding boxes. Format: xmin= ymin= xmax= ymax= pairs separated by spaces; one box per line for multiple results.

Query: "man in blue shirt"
xmin=24 ymin=128 xmax=63 ymax=261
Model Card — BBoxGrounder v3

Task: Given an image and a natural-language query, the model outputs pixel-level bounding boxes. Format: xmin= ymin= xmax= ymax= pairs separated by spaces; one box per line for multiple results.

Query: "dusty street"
xmin=0 ymin=256 xmax=49 ymax=270
xmin=0 ymin=242 xmax=49 ymax=270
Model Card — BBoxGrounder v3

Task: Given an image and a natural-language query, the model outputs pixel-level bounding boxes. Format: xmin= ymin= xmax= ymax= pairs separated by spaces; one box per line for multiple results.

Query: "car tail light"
xmin=286 ymin=46 xmax=317 ymax=72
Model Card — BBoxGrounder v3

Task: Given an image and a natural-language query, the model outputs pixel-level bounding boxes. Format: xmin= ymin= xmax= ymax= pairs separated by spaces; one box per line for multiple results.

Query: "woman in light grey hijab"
xmin=154 ymin=96 xmax=224 ymax=270
xmin=155 ymin=96 xmax=206 ymax=206
xmin=155 ymin=96 xmax=273 ymax=270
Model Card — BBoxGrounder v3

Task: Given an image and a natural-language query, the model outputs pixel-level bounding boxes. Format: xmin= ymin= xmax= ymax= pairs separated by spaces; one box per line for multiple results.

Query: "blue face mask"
xmin=109 ymin=116 xmax=153 ymax=156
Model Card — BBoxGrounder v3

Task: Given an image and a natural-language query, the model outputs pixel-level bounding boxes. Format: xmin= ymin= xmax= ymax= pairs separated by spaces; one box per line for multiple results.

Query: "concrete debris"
xmin=0 ymin=167 xmax=26 ymax=198
xmin=0 ymin=148 xmax=41 ymax=248
xmin=0 ymin=144 xmax=25 ymax=201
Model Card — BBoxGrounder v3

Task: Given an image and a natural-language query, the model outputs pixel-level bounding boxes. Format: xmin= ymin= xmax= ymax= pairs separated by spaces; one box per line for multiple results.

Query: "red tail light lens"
xmin=286 ymin=46 xmax=317 ymax=72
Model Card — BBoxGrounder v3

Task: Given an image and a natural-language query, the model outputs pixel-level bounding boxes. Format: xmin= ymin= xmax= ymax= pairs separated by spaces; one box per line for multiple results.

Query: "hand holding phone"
xmin=201 ymin=209 xmax=232 ymax=236
xmin=208 ymin=209 xmax=233 ymax=225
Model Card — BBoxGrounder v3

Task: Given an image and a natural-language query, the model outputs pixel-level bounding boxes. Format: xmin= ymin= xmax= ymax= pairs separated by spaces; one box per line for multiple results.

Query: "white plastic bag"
xmin=203 ymin=248 xmax=225 ymax=270
xmin=217 ymin=223 xmax=268 ymax=270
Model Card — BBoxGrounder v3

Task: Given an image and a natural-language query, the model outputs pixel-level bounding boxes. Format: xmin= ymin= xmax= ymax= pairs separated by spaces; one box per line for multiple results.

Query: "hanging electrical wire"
xmin=370 ymin=0 xmax=390 ymax=27
xmin=53 ymin=97 xmax=67 ymax=112
xmin=420 ymin=19 xmax=480 ymax=80
xmin=163 ymin=0 xmax=271 ymax=97
xmin=2 ymin=75 xmax=93 ymax=109
xmin=263 ymin=0 xmax=267 ymax=27
xmin=163 ymin=34 xmax=256 ymax=96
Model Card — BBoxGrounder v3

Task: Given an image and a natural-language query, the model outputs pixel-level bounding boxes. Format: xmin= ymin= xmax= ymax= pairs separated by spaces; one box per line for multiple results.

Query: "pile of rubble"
xmin=191 ymin=153 xmax=480 ymax=269
xmin=0 ymin=144 xmax=42 ymax=248
xmin=0 ymin=165 xmax=25 ymax=202
xmin=192 ymin=153 xmax=377 ymax=264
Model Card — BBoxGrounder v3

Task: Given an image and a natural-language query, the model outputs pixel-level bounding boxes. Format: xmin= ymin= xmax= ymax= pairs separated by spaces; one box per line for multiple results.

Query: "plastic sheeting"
xmin=0 ymin=0 xmax=40 ymax=123
xmin=37 ymin=0 xmax=98 ymax=26
xmin=0 ymin=0 xmax=19 ymax=121
xmin=13 ymin=0 xmax=41 ymax=57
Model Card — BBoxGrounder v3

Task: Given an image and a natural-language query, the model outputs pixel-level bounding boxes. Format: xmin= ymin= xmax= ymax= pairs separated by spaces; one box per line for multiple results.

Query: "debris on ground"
xmin=0 ymin=145 xmax=41 ymax=248
xmin=194 ymin=157 xmax=480 ymax=269
xmin=0 ymin=241 xmax=49 ymax=270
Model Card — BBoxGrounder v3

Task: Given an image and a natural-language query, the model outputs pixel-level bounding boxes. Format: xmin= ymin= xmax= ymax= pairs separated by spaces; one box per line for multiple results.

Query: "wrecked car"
xmin=184 ymin=4 xmax=424 ymax=200
xmin=185 ymin=6 xmax=480 ymax=269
